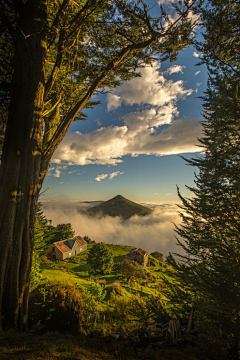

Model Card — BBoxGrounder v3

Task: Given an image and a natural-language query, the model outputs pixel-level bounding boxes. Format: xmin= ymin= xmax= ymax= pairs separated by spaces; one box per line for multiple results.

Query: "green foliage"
xmin=82 ymin=282 xmax=107 ymax=303
xmin=47 ymin=223 xmax=75 ymax=244
xmin=87 ymin=243 xmax=114 ymax=274
xmin=174 ymin=1 xmax=240 ymax=353
xmin=30 ymin=203 xmax=76 ymax=290
xmin=29 ymin=281 xmax=84 ymax=334
xmin=113 ymin=259 xmax=153 ymax=283
xmin=30 ymin=203 xmax=48 ymax=290
xmin=83 ymin=235 xmax=92 ymax=244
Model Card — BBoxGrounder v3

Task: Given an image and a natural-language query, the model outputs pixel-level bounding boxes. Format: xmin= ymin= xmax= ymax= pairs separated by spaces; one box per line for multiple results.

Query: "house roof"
xmin=125 ymin=247 xmax=148 ymax=259
xmin=135 ymin=248 xmax=148 ymax=256
xmin=54 ymin=236 xmax=87 ymax=253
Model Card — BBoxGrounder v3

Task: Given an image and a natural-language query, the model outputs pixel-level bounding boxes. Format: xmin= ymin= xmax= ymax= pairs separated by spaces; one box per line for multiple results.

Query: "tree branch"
xmin=47 ymin=0 xmax=70 ymax=48
xmin=42 ymin=95 xmax=62 ymax=117
xmin=43 ymin=0 xmax=197 ymax=157
xmin=44 ymin=29 xmax=65 ymax=99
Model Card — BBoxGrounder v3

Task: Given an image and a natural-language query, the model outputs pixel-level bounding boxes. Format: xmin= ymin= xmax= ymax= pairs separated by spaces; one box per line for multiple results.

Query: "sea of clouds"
xmin=42 ymin=201 xmax=184 ymax=257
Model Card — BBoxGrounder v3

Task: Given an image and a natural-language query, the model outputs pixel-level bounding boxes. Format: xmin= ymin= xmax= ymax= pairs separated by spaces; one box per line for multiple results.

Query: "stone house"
xmin=46 ymin=236 xmax=87 ymax=260
xmin=125 ymin=247 xmax=149 ymax=267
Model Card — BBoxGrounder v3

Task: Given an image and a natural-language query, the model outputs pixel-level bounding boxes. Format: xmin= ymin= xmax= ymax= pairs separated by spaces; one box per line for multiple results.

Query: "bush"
xmin=40 ymin=255 xmax=54 ymax=267
xmin=97 ymin=279 xmax=107 ymax=287
xmin=111 ymin=282 xmax=122 ymax=295
xmin=29 ymin=281 xmax=84 ymax=334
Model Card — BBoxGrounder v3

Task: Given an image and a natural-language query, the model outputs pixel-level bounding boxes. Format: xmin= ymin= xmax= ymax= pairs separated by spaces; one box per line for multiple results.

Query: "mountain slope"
xmin=86 ymin=195 xmax=152 ymax=220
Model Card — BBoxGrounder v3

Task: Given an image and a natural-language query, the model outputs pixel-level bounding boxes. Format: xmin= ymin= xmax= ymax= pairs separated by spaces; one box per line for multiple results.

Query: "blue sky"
xmin=43 ymin=3 xmax=208 ymax=204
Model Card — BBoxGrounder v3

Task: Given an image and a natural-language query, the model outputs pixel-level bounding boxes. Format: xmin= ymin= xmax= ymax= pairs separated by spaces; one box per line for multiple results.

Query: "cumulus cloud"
xmin=42 ymin=201 xmax=184 ymax=256
xmin=52 ymin=116 xmax=202 ymax=166
xmin=107 ymin=63 xmax=193 ymax=111
xmin=53 ymin=169 xmax=61 ymax=178
xmin=52 ymin=63 xmax=202 ymax=167
xmin=165 ymin=65 xmax=185 ymax=75
xmin=95 ymin=174 xmax=109 ymax=182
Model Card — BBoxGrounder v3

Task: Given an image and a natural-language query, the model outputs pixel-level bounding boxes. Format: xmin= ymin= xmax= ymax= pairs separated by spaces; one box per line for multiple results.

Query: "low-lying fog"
xmin=42 ymin=201 xmax=184 ymax=257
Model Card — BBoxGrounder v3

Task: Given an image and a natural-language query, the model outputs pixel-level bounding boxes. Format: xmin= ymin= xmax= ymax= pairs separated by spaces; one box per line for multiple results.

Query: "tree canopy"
xmin=172 ymin=0 xmax=240 ymax=355
xmin=87 ymin=243 xmax=114 ymax=274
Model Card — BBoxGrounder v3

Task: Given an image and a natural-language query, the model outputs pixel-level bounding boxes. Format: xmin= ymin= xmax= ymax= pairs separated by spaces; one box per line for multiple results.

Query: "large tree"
xmin=174 ymin=0 xmax=240 ymax=355
xmin=0 ymin=0 xmax=197 ymax=330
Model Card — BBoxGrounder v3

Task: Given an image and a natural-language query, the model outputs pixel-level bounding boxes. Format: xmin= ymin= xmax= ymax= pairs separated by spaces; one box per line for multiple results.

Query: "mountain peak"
xmin=112 ymin=195 xmax=125 ymax=201
xmin=86 ymin=195 xmax=152 ymax=220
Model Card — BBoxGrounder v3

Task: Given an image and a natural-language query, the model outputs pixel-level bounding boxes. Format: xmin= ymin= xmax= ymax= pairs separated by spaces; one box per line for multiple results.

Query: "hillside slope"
xmin=86 ymin=195 xmax=152 ymax=220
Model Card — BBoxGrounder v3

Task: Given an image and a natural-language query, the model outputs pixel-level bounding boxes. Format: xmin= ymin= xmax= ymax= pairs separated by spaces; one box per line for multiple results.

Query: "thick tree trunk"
xmin=0 ymin=1 xmax=48 ymax=331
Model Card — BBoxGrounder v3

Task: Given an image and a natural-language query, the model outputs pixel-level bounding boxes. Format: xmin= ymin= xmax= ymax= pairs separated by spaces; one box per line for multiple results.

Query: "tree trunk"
xmin=0 ymin=0 xmax=48 ymax=331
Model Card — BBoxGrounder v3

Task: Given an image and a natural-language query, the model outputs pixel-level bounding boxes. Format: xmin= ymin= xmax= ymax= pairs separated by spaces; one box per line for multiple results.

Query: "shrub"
xmin=97 ymin=279 xmax=107 ymax=287
xmin=111 ymin=282 xmax=122 ymax=295
xmin=40 ymin=255 xmax=54 ymax=267
xmin=29 ymin=281 xmax=84 ymax=334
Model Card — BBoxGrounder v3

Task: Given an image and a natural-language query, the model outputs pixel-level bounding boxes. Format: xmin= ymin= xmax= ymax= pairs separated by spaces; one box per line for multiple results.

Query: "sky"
xmin=41 ymin=1 xmax=208 ymax=255
xmin=43 ymin=49 xmax=207 ymax=203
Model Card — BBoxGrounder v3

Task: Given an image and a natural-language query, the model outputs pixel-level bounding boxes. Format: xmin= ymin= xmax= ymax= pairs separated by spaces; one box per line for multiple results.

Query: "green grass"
xmin=41 ymin=243 xmax=172 ymax=306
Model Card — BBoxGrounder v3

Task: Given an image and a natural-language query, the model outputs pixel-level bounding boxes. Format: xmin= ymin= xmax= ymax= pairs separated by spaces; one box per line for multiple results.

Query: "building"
xmin=125 ymin=247 xmax=149 ymax=267
xmin=46 ymin=236 xmax=87 ymax=260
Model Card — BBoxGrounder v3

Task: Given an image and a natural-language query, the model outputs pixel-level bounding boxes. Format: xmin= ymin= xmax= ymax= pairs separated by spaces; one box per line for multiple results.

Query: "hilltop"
xmin=86 ymin=195 xmax=152 ymax=220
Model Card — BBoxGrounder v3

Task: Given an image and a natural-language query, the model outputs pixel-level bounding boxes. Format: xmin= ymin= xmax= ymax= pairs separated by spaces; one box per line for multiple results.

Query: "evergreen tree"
xmin=174 ymin=1 xmax=240 ymax=354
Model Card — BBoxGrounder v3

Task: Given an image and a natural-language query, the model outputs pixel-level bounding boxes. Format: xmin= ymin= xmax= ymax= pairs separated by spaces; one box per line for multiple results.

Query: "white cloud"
xmin=107 ymin=63 xmax=193 ymax=111
xmin=109 ymin=171 xmax=124 ymax=180
xmin=42 ymin=202 xmax=184 ymax=256
xmin=68 ymin=170 xmax=77 ymax=174
xmin=166 ymin=65 xmax=185 ymax=75
xmin=193 ymin=51 xmax=200 ymax=58
xmin=194 ymin=70 xmax=201 ymax=76
xmin=59 ymin=182 xmax=64 ymax=184
xmin=95 ymin=174 xmax=109 ymax=182
xmin=53 ymin=169 xmax=61 ymax=178
xmin=52 ymin=117 xmax=202 ymax=166
xmin=52 ymin=63 xmax=202 ymax=167
xmin=107 ymin=94 xmax=121 ymax=111
xmin=95 ymin=171 xmax=124 ymax=181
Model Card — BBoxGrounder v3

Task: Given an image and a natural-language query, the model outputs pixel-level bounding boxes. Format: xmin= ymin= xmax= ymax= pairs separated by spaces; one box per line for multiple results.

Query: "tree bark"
xmin=0 ymin=0 xmax=47 ymax=331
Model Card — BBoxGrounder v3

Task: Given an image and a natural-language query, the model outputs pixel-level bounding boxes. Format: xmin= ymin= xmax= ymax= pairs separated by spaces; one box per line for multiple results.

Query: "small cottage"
xmin=46 ymin=236 xmax=87 ymax=260
xmin=125 ymin=247 xmax=149 ymax=267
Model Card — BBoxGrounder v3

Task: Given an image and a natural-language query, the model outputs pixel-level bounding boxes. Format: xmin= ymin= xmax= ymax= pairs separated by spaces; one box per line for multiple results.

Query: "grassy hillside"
xmin=41 ymin=243 xmax=168 ymax=303
xmin=86 ymin=195 xmax=152 ymax=220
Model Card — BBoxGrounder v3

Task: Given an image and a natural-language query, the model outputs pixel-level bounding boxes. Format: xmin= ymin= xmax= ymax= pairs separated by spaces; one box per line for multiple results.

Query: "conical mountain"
xmin=86 ymin=195 xmax=152 ymax=220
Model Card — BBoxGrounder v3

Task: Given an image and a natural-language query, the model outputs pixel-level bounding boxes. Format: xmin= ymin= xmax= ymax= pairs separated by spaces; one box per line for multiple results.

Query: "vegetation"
xmin=113 ymin=259 xmax=153 ymax=283
xmin=0 ymin=0 xmax=197 ymax=330
xmin=29 ymin=281 xmax=84 ymax=333
xmin=87 ymin=243 xmax=114 ymax=274
xmin=87 ymin=194 xmax=152 ymax=219
xmin=167 ymin=0 xmax=240 ymax=357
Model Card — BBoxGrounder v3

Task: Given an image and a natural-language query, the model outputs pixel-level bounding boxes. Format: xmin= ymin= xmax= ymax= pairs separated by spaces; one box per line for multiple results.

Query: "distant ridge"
xmin=86 ymin=195 xmax=152 ymax=220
